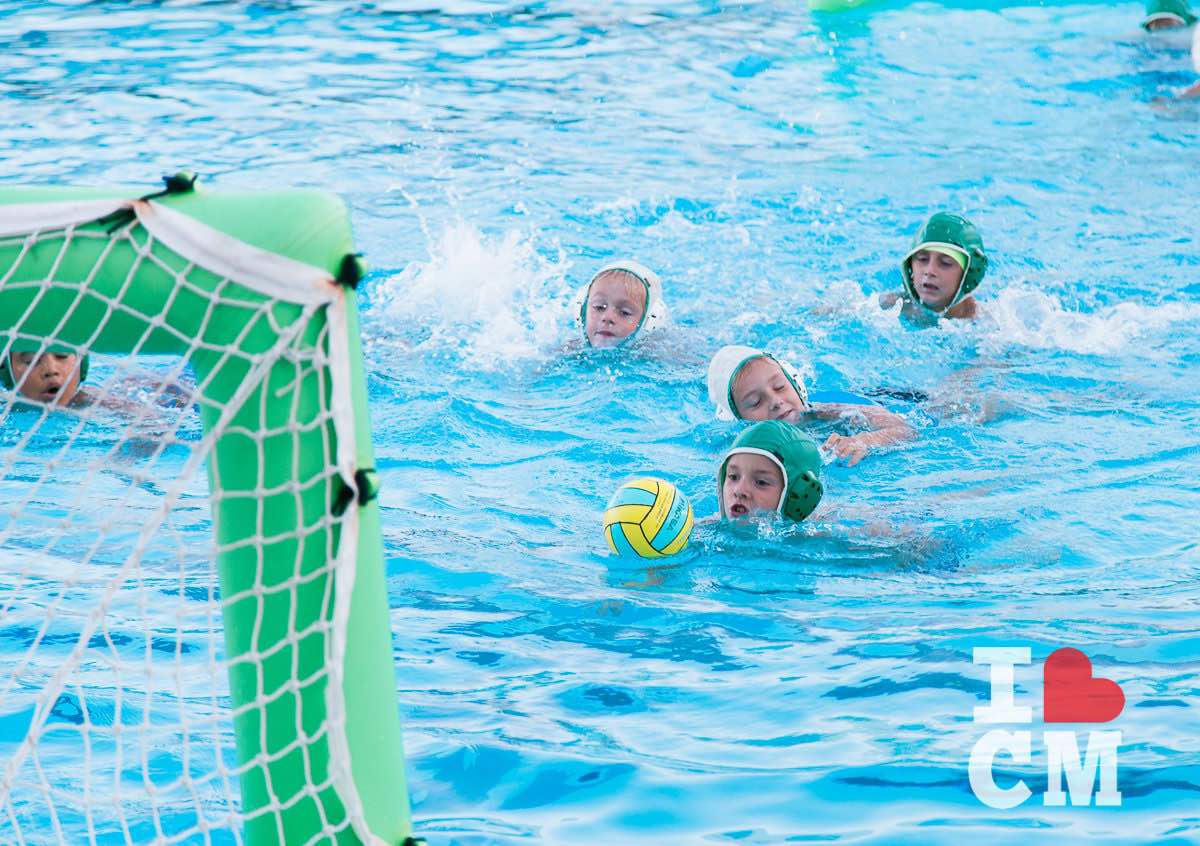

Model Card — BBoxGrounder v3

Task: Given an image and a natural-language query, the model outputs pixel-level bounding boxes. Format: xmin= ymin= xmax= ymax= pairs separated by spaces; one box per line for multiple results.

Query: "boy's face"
xmin=8 ymin=352 xmax=83 ymax=406
xmin=585 ymin=271 xmax=647 ymax=347
xmin=1145 ymin=16 xmax=1185 ymax=29
xmin=722 ymin=452 xmax=784 ymax=519
xmin=907 ymin=249 xmax=965 ymax=311
xmin=732 ymin=356 xmax=804 ymax=422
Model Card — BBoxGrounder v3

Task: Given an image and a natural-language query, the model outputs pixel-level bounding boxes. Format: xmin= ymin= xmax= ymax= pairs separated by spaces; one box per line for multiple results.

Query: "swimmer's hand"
xmin=822 ymin=432 xmax=874 ymax=466
xmin=878 ymin=291 xmax=902 ymax=309
xmin=822 ymin=425 xmax=916 ymax=466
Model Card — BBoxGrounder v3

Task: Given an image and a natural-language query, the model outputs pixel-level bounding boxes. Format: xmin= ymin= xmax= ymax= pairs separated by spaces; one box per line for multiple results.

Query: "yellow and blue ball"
xmin=603 ymin=477 xmax=693 ymax=559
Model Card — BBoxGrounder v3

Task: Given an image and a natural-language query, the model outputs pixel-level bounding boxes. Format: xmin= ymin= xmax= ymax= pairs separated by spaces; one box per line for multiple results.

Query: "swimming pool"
xmin=2 ymin=1 xmax=1199 ymax=843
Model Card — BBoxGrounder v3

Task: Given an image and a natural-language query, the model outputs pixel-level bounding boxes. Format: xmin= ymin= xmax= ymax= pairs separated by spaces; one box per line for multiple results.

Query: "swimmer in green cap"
xmin=578 ymin=259 xmax=670 ymax=348
xmin=2 ymin=343 xmax=196 ymax=420
xmin=718 ymin=420 xmax=823 ymax=522
xmin=881 ymin=212 xmax=988 ymax=321
xmin=1142 ymin=0 xmax=1196 ymax=30
xmin=707 ymin=345 xmax=915 ymax=466
xmin=1 ymin=346 xmax=90 ymax=407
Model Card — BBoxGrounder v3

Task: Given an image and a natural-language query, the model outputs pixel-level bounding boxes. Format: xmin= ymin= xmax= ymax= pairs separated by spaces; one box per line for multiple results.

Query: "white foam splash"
xmin=588 ymin=195 xmax=640 ymax=214
xmin=805 ymin=278 xmax=1199 ymax=358
xmin=371 ymin=221 xmax=573 ymax=368
xmin=982 ymin=285 xmax=1200 ymax=355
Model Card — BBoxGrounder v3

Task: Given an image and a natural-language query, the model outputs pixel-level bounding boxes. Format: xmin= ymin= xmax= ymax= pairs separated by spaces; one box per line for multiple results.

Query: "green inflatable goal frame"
xmin=0 ymin=176 xmax=414 ymax=846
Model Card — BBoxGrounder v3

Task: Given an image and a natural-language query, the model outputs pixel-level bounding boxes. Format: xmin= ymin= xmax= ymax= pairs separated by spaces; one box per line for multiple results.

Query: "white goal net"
xmin=0 ymin=193 xmax=400 ymax=846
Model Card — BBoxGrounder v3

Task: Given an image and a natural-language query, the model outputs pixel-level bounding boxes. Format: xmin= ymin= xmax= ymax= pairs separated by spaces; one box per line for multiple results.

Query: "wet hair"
xmin=589 ymin=269 xmax=648 ymax=308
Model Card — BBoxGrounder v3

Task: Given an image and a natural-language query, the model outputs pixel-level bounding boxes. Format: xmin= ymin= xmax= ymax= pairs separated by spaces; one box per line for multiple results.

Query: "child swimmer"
xmin=707 ymin=345 xmax=915 ymax=466
xmin=578 ymin=259 xmax=670 ymax=348
xmin=610 ymin=422 xmax=821 ymax=593
xmin=1 ymin=347 xmax=89 ymax=407
xmin=2 ymin=344 xmax=194 ymax=417
xmin=718 ymin=420 xmax=824 ymax=522
xmin=1147 ymin=17 xmax=1200 ymax=100
xmin=880 ymin=212 xmax=988 ymax=321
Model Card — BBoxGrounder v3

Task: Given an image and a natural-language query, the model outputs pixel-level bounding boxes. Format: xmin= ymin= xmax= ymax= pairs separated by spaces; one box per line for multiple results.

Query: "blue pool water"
xmin=3 ymin=1 xmax=1200 ymax=843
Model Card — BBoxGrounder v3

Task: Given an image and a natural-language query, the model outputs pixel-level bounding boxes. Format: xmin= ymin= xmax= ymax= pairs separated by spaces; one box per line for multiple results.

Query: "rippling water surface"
xmin=2 ymin=1 xmax=1199 ymax=843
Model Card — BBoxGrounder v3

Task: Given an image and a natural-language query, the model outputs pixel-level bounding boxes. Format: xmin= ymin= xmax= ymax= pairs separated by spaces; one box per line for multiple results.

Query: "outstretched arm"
xmin=810 ymin=402 xmax=916 ymax=466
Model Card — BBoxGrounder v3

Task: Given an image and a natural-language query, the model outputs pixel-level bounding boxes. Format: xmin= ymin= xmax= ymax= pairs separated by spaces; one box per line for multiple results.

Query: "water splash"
xmin=982 ymin=284 xmax=1200 ymax=356
xmin=371 ymin=221 xmax=574 ymax=368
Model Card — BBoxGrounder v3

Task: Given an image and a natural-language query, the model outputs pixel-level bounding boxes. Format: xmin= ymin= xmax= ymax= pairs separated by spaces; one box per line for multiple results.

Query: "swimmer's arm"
xmin=878 ymin=291 xmax=902 ymax=309
xmin=945 ymin=295 xmax=979 ymax=320
xmin=814 ymin=501 xmax=937 ymax=548
xmin=808 ymin=402 xmax=916 ymax=466
xmin=808 ymin=402 xmax=914 ymax=434
xmin=1152 ymin=81 xmax=1200 ymax=107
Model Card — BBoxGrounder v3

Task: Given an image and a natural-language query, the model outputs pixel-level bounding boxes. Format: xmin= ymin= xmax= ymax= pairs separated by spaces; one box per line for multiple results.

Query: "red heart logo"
xmin=1043 ymin=647 xmax=1125 ymax=723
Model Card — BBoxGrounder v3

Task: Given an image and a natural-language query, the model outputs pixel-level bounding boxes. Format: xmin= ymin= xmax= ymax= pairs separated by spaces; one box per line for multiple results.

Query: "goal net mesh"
xmin=0 ymin=199 xmax=363 ymax=845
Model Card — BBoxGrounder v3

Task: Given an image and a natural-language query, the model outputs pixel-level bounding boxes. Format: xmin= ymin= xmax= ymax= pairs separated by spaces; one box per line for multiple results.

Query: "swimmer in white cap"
xmin=707 ymin=345 xmax=915 ymax=467
xmin=577 ymin=259 xmax=670 ymax=348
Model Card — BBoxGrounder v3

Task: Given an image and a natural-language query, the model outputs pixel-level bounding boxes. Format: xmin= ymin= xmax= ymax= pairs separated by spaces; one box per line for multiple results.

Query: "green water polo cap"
xmin=717 ymin=420 xmax=824 ymax=523
xmin=706 ymin=345 xmax=809 ymax=421
xmin=577 ymin=258 xmax=670 ymax=346
xmin=900 ymin=212 xmax=988 ymax=312
xmin=1142 ymin=0 xmax=1196 ymax=29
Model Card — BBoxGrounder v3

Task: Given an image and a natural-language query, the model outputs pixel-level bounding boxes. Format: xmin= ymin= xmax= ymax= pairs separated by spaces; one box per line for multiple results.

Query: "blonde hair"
xmin=589 ymin=269 xmax=647 ymax=306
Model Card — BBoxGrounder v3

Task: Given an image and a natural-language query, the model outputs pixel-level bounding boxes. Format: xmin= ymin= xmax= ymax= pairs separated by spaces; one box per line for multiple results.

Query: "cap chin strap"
xmin=718 ymin=447 xmax=788 ymax=518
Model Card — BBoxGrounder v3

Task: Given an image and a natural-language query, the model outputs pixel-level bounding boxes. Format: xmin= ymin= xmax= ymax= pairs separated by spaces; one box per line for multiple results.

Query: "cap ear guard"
xmin=774 ymin=356 xmax=810 ymax=412
xmin=575 ymin=283 xmax=591 ymax=340
xmin=782 ymin=470 xmax=823 ymax=522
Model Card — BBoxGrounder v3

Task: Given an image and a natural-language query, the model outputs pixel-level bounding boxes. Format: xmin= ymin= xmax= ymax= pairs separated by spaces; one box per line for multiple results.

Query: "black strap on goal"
xmin=98 ymin=170 xmax=199 ymax=233
xmin=335 ymin=253 xmax=366 ymax=289
xmin=332 ymin=468 xmax=380 ymax=517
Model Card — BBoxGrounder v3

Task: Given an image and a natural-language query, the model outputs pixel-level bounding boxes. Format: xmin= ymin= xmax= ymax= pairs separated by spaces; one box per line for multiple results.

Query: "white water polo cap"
xmin=706 ymin=345 xmax=810 ymax=421
xmin=578 ymin=259 xmax=670 ymax=346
